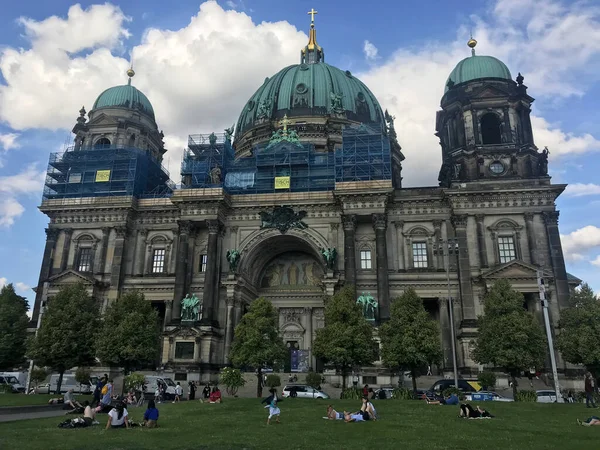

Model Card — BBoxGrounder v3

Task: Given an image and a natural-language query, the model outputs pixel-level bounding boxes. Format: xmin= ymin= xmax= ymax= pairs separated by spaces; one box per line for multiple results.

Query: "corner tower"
xmin=436 ymin=38 xmax=548 ymax=187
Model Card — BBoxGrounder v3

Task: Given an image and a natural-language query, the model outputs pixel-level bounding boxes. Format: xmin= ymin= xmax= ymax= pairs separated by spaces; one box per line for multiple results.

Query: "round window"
xmin=296 ymin=83 xmax=308 ymax=94
xmin=489 ymin=161 xmax=505 ymax=174
xmin=357 ymin=92 xmax=366 ymax=102
xmin=247 ymin=100 xmax=255 ymax=111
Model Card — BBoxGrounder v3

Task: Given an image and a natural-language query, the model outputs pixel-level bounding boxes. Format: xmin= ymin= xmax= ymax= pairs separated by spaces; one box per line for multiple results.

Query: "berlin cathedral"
xmin=31 ymin=12 xmax=578 ymax=383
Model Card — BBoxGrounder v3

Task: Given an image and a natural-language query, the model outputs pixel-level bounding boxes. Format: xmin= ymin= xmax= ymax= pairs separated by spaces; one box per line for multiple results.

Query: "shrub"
xmin=265 ymin=374 xmax=281 ymax=389
xmin=30 ymin=368 xmax=48 ymax=387
xmin=340 ymin=387 xmax=362 ymax=400
xmin=0 ymin=385 xmax=12 ymax=394
xmin=392 ymin=386 xmax=413 ymax=400
xmin=515 ymin=390 xmax=537 ymax=402
xmin=305 ymin=372 xmax=322 ymax=388
xmin=477 ymin=371 xmax=496 ymax=390
xmin=442 ymin=387 xmax=464 ymax=400
xmin=220 ymin=367 xmax=246 ymax=396
xmin=124 ymin=373 xmax=146 ymax=392
xmin=75 ymin=367 xmax=91 ymax=393
xmin=574 ymin=391 xmax=600 ymax=404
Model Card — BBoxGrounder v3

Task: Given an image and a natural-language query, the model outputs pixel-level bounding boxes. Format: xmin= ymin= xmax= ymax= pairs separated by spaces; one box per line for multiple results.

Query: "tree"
xmin=380 ymin=288 xmax=442 ymax=392
xmin=95 ymin=291 xmax=161 ymax=375
xmin=28 ymin=284 xmax=99 ymax=394
xmin=313 ymin=286 xmax=376 ymax=390
xmin=30 ymin=368 xmax=48 ymax=389
xmin=75 ymin=367 xmax=91 ymax=394
xmin=0 ymin=284 xmax=29 ymax=370
xmin=220 ymin=367 xmax=246 ymax=396
xmin=229 ymin=297 xmax=287 ymax=397
xmin=471 ymin=279 xmax=546 ymax=399
xmin=557 ymin=284 xmax=600 ymax=377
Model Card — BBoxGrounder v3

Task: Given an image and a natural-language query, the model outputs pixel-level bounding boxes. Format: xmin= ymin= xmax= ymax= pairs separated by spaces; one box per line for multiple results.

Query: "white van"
xmin=143 ymin=376 xmax=177 ymax=400
xmin=49 ymin=374 xmax=92 ymax=394
xmin=0 ymin=374 xmax=25 ymax=393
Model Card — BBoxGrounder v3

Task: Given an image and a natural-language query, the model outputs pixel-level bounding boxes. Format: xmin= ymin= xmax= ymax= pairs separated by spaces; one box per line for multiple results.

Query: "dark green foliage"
xmin=0 ymin=385 xmax=12 ymax=394
xmin=30 ymin=368 xmax=48 ymax=387
xmin=392 ymin=386 xmax=413 ymax=400
xmin=477 ymin=371 xmax=497 ymax=390
xmin=95 ymin=291 xmax=161 ymax=374
xmin=515 ymin=390 xmax=538 ymax=402
xmin=305 ymin=371 xmax=322 ymax=388
xmin=442 ymin=387 xmax=464 ymax=400
xmin=229 ymin=298 xmax=287 ymax=397
xmin=557 ymin=284 xmax=600 ymax=377
xmin=124 ymin=373 xmax=146 ymax=391
xmin=265 ymin=374 xmax=281 ymax=388
xmin=340 ymin=387 xmax=362 ymax=399
xmin=74 ymin=367 xmax=91 ymax=392
xmin=313 ymin=286 xmax=376 ymax=390
xmin=0 ymin=284 xmax=30 ymax=370
xmin=380 ymin=288 xmax=442 ymax=393
xmin=28 ymin=284 xmax=100 ymax=393
xmin=220 ymin=367 xmax=246 ymax=396
xmin=471 ymin=280 xmax=546 ymax=399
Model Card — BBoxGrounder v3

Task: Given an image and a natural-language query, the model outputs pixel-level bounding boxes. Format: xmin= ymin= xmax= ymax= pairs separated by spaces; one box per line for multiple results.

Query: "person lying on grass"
xmin=459 ymin=403 xmax=494 ymax=419
xmin=344 ymin=410 xmax=370 ymax=422
xmin=326 ymin=405 xmax=344 ymax=420
xmin=577 ymin=416 xmax=600 ymax=426
xmin=426 ymin=393 xmax=459 ymax=406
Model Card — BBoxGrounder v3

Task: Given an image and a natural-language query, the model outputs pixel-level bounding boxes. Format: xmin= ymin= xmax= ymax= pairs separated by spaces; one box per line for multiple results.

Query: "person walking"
xmin=585 ymin=372 xmax=597 ymax=408
xmin=427 ymin=365 xmax=432 ymax=376
xmin=188 ymin=381 xmax=196 ymax=401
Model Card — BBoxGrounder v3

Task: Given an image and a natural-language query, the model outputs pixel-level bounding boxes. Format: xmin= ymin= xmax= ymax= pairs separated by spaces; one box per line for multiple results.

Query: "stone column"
xmin=224 ymin=297 xmax=236 ymax=364
xmin=524 ymin=213 xmax=537 ymax=265
xmin=60 ymin=229 xmax=73 ymax=272
xmin=342 ymin=215 xmax=357 ymax=289
xmin=185 ymin=228 xmax=197 ymax=289
xmin=164 ymin=301 xmax=172 ymax=329
xmin=134 ymin=230 xmax=148 ymax=276
xmin=98 ymin=227 xmax=110 ymax=274
xmin=373 ymin=213 xmax=390 ymax=321
xmin=234 ymin=299 xmax=244 ymax=327
xmin=109 ymin=226 xmax=129 ymax=297
xmin=543 ymin=211 xmax=570 ymax=309
xmin=503 ymin=107 xmax=512 ymax=143
xmin=395 ymin=221 xmax=405 ymax=271
xmin=471 ymin=108 xmax=480 ymax=145
xmin=31 ymin=228 xmax=59 ymax=325
xmin=201 ymin=219 xmax=221 ymax=327
xmin=475 ymin=215 xmax=488 ymax=268
xmin=451 ymin=215 xmax=476 ymax=323
xmin=438 ymin=298 xmax=452 ymax=370
xmin=433 ymin=221 xmax=442 ymax=269
xmin=304 ymin=307 xmax=313 ymax=369
xmin=173 ymin=221 xmax=192 ymax=321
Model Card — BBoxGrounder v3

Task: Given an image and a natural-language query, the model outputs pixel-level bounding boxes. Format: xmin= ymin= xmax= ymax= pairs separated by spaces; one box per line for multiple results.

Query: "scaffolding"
xmin=43 ymin=146 xmax=174 ymax=200
xmin=180 ymin=125 xmax=392 ymax=195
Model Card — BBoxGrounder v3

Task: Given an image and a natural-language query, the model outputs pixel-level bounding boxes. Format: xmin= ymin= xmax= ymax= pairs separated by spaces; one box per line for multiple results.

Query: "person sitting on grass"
xmin=326 ymin=405 xmax=344 ymax=420
xmin=427 ymin=393 xmax=459 ymax=406
xmin=577 ymin=416 xmax=600 ymax=426
xmin=459 ymin=403 xmax=494 ymax=419
xmin=209 ymin=386 xmax=222 ymax=403
xmin=83 ymin=401 xmax=96 ymax=426
xmin=106 ymin=402 xmax=129 ymax=429
xmin=143 ymin=399 xmax=160 ymax=428
xmin=360 ymin=397 xmax=378 ymax=420
xmin=63 ymin=389 xmax=83 ymax=411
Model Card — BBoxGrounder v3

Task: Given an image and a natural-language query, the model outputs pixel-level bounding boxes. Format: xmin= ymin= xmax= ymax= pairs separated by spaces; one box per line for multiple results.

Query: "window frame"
xmin=174 ymin=342 xmax=195 ymax=360
xmin=77 ymin=247 xmax=93 ymax=272
xmin=199 ymin=254 xmax=208 ymax=273
xmin=488 ymin=219 xmax=523 ymax=265
xmin=411 ymin=241 xmax=429 ymax=269
xmin=151 ymin=248 xmax=166 ymax=274
xmin=497 ymin=235 xmax=517 ymax=264
xmin=359 ymin=249 xmax=372 ymax=270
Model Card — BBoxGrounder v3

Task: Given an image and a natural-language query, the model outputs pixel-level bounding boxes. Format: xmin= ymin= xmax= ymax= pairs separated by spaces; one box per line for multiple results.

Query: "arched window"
xmin=94 ymin=137 xmax=111 ymax=149
xmin=480 ymin=113 xmax=502 ymax=145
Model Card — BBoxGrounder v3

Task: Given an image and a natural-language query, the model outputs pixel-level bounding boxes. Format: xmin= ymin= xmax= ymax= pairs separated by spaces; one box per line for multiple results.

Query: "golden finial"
xmin=127 ymin=55 xmax=135 ymax=85
xmin=279 ymin=114 xmax=292 ymax=134
xmin=467 ymin=35 xmax=477 ymax=56
xmin=308 ymin=8 xmax=318 ymax=26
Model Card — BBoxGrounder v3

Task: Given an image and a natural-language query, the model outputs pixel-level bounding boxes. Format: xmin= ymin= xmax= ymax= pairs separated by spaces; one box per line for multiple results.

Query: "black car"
xmin=429 ymin=379 xmax=479 ymax=394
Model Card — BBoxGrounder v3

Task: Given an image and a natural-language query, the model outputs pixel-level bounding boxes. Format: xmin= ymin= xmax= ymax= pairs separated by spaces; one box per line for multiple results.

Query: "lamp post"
xmin=434 ymin=238 xmax=460 ymax=389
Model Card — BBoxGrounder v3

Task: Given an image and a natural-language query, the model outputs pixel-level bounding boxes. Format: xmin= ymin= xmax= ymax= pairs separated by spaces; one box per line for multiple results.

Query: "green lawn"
xmin=0 ymin=398 xmax=597 ymax=450
xmin=0 ymin=394 xmax=92 ymax=407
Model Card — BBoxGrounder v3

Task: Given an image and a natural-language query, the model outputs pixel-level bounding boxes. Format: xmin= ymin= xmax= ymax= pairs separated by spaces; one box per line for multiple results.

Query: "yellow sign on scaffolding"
xmin=95 ymin=170 xmax=111 ymax=182
xmin=274 ymin=176 xmax=290 ymax=189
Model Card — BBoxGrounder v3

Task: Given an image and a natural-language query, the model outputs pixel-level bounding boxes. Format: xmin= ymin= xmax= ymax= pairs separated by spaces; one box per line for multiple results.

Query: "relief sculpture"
xmin=261 ymin=251 xmax=324 ymax=288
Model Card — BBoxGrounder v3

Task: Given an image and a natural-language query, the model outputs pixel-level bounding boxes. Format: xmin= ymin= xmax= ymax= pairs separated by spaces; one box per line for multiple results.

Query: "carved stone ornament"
xmin=342 ymin=215 xmax=357 ymax=231
xmin=451 ymin=215 xmax=468 ymax=229
xmin=115 ymin=226 xmax=129 ymax=238
xmin=372 ymin=213 xmax=387 ymax=230
xmin=207 ymin=220 xmax=221 ymax=234
xmin=178 ymin=221 xmax=192 ymax=235
xmin=543 ymin=211 xmax=559 ymax=226
xmin=259 ymin=206 xmax=308 ymax=234
xmin=45 ymin=228 xmax=60 ymax=240
xmin=281 ymin=308 xmax=304 ymax=324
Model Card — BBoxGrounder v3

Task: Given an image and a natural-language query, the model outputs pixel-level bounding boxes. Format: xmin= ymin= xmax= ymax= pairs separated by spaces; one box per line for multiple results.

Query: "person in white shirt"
xmin=105 ymin=403 xmax=129 ymax=429
xmin=173 ymin=382 xmax=183 ymax=403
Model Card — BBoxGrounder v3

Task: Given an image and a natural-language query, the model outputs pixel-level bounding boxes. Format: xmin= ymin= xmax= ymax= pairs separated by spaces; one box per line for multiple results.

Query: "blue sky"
xmin=0 ymin=0 xmax=599 ymax=308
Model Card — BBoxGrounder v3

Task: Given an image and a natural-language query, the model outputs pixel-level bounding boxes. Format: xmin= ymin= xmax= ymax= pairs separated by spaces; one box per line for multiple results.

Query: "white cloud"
xmin=0 ymin=133 xmax=19 ymax=150
xmin=591 ymin=256 xmax=600 ymax=267
xmin=561 ymin=226 xmax=600 ymax=261
xmin=0 ymin=277 xmax=7 ymax=288
xmin=15 ymin=282 xmax=31 ymax=292
xmin=0 ymin=164 xmax=45 ymax=227
xmin=363 ymin=40 xmax=378 ymax=61
xmin=531 ymin=116 xmax=600 ymax=158
xmin=0 ymin=198 xmax=25 ymax=227
xmin=564 ymin=183 xmax=600 ymax=197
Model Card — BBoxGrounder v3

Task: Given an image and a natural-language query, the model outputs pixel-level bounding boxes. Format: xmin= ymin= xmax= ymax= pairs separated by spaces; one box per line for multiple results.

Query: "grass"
xmin=0 ymin=398 xmax=598 ymax=450
xmin=0 ymin=394 xmax=92 ymax=407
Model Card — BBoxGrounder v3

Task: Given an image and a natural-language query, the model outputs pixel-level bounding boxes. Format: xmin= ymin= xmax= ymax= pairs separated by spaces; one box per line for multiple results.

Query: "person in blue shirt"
xmin=426 ymin=393 xmax=459 ymax=405
xmin=143 ymin=399 xmax=160 ymax=428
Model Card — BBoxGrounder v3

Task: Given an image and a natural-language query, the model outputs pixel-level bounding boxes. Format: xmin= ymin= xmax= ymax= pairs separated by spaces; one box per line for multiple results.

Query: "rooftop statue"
xmin=224 ymin=125 xmax=234 ymax=142
xmin=357 ymin=292 xmax=378 ymax=322
xmin=321 ymin=247 xmax=337 ymax=270
xmin=330 ymin=92 xmax=344 ymax=114
xmin=181 ymin=293 xmax=201 ymax=322
xmin=209 ymin=132 xmax=217 ymax=146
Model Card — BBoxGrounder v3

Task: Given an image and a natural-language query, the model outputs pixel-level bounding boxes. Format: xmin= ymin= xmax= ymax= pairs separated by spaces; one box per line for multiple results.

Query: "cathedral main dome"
xmin=235 ymin=62 xmax=384 ymax=136
xmin=92 ymin=73 xmax=155 ymax=120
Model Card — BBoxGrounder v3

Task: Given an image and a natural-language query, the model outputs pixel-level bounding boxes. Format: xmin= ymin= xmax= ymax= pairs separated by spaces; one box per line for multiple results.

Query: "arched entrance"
xmin=237 ymin=229 xmax=328 ymax=371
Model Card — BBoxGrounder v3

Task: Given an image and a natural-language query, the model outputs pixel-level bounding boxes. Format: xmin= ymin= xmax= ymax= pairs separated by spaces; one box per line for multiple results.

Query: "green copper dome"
xmin=445 ymin=55 xmax=512 ymax=92
xmin=236 ymin=62 xmax=384 ymax=135
xmin=92 ymin=83 xmax=155 ymax=119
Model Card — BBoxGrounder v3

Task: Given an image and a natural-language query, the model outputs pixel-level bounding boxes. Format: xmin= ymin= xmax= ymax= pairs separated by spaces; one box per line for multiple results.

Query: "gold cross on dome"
xmin=279 ymin=114 xmax=292 ymax=133
xmin=307 ymin=8 xmax=318 ymax=23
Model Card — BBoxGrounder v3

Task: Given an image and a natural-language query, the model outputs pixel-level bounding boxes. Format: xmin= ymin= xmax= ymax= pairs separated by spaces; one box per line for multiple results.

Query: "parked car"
xmin=34 ymin=383 xmax=50 ymax=394
xmin=49 ymin=374 xmax=92 ymax=394
xmin=144 ymin=376 xmax=178 ymax=400
xmin=373 ymin=387 xmax=395 ymax=399
xmin=465 ymin=391 xmax=514 ymax=402
xmin=536 ymin=390 xmax=559 ymax=403
xmin=281 ymin=384 xmax=329 ymax=399
xmin=429 ymin=379 xmax=480 ymax=394
xmin=0 ymin=374 xmax=25 ymax=393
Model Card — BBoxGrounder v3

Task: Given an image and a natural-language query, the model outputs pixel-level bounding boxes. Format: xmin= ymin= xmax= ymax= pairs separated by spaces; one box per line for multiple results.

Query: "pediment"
xmin=481 ymin=260 xmax=538 ymax=280
xmin=167 ymin=326 xmax=201 ymax=338
xmin=87 ymin=113 xmax=119 ymax=127
xmin=48 ymin=269 xmax=97 ymax=285
xmin=472 ymin=84 xmax=510 ymax=99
